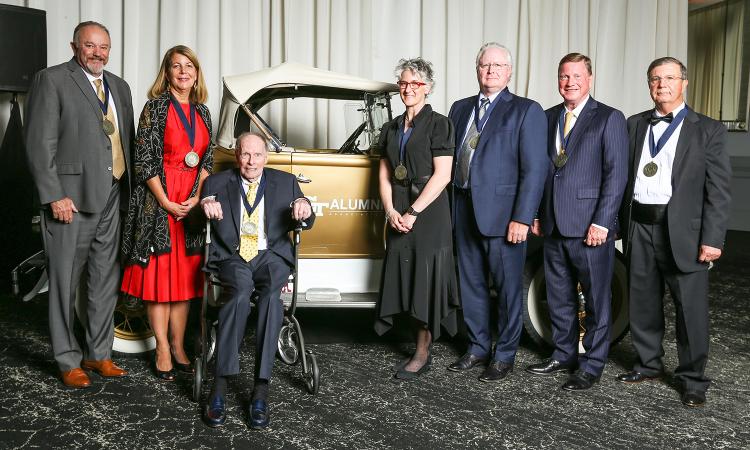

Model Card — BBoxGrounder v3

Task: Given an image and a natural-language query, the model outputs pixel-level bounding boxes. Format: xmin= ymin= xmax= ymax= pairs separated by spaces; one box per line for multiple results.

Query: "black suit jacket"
xmin=201 ymin=167 xmax=315 ymax=269
xmin=619 ymin=107 xmax=732 ymax=273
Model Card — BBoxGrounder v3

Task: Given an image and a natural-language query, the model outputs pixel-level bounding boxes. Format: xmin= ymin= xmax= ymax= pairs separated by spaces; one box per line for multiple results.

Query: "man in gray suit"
xmin=25 ymin=21 xmax=133 ymax=388
xmin=617 ymin=57 xmax=731 ymax=408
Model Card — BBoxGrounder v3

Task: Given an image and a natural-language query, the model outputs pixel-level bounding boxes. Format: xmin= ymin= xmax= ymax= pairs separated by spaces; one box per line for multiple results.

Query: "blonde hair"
xmin=147 ymin=45 xmax=208 ymax=103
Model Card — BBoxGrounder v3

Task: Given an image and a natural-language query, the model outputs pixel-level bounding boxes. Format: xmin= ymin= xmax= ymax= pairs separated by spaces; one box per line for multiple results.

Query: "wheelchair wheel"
xmin=277 ymin=322 xmax=300 ymax=365
xmin=192 ymin=356 xmax=203 ymax=403
xmin=304 ymin=352 xmax=320 ymax=395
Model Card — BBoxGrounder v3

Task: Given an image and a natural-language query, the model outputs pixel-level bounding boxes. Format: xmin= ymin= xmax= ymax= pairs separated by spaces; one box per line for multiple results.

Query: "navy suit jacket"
xmin=539 ymin=97 xmax=628 ymax=238
xmin=619 ymin=108 xmax=731 ymax=273
xmin=449 ymin=88 xmax=548 ymax=237
xmin=200 ymin=167 xmax=314 ymax=269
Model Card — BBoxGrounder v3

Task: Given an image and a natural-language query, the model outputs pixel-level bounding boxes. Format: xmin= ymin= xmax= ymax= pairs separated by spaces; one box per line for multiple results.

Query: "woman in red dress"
xmin=121 ymin=46 xmax=213 ymax=381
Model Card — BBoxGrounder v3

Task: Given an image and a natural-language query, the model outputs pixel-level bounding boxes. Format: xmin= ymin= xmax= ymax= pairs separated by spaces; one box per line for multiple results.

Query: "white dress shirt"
xmin=554 ymin=95 xmax=589 ymax=155
xmin=633 ymin=102 xmax=686 ymax=205
xmin=240 ymin=175 xmax=268 ymax=250
xmin=83 ymin=69 xmax=119 ymax=129
xmin=459 ymin=90 xmax=502 ymax=147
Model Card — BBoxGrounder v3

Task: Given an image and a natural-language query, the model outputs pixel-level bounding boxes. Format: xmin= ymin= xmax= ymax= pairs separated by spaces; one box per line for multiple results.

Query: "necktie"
xmin=478 ymin=97 xmax=489 ymax=121
xmin=563 ymin=111 xmax=574 ymax=137
xmin=239 ymin=182 xmax=260 ymax=262
xmin=649 ymin=112 xmax=674 ymax=126
xmin=94 ymin=79 xmax=125 ymax=179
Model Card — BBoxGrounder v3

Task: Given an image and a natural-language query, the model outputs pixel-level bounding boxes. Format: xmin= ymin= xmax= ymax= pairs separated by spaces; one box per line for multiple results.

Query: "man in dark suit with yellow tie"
xmin=527 ymin=53 xmax=628 ymax=391
xmin=25 ymin=21 xmax=133 ymax=388
xmin=617 ymin=57 xmax=731 ymax=408
xmin=200 ymin=132 xmax=314 ymax=429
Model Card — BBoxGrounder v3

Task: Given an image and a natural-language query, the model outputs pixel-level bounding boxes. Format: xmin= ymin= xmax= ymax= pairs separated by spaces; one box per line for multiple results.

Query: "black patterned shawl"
xmin=121 ymin=91 xmax=214 ymax=266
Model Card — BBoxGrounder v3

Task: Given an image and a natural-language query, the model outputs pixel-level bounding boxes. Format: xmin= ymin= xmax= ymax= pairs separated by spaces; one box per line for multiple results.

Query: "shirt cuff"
xmin=290 ymin=197 xmax=311 ymax=208
xmin=200 ymin=195 xmax=216 ymax=206
xmin=592 ymin=223 xmax=608 ymax=232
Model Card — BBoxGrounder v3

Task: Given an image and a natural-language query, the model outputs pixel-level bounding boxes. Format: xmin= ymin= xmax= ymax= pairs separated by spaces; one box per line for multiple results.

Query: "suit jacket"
xmin=201 ymin=167 xmax=315 ymax=268
xmin=539 ymin=97 xmax=628 ymax=237
xmin=25 ymin=58 xmax=135 ymax=212
xmin=619 ymin=108 xmax=732 ymax=273
xmin=448 ymin=88 xmax=548 ymax=237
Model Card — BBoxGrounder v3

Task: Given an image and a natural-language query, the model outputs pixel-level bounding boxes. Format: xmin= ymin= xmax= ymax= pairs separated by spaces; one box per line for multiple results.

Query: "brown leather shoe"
xmin=82 ymin=359 xmax=128 ymax=377
xmin=61 ymin=368 xmax=92 ymax=388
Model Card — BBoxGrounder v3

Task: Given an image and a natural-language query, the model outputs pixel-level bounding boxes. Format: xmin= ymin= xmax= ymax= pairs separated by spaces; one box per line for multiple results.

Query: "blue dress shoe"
xmin=203 ymin=396 xmax=227 ymax=427
xmin=478 ymin=360 xmax=513 ymax=382
xmin=249 ymin=399 xmax=270 ymax=429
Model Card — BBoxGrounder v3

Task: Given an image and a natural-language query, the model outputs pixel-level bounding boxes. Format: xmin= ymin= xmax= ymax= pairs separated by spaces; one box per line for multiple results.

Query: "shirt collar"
xmin=478 ymin=90 xmax=501 ymax=105
xmin=565 ymin=95 xmax=590 ymax=116
xmin=655 ymin=102 xmax=686 ymax=117
xmin=82 ymin=67 xmax=104 ymax=83
xmin=241 ymin=173 xmax=263 ymax=187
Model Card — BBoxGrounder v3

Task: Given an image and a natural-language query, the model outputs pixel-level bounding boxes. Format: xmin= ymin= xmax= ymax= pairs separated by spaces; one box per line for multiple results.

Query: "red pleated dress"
xmin=121 ymin=102 xmax=209 ymax=302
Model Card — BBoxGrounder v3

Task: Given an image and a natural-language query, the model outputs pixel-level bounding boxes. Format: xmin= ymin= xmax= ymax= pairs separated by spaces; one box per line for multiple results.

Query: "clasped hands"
xmin=162 ymin=197 xmax=199 ymax=221
xmin=386 ymin=209 xmax=416 ymax=233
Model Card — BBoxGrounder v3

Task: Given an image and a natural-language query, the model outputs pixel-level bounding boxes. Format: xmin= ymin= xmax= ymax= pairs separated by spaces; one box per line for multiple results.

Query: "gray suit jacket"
xmin=619 ymin=107 xmax=732 ymax=273
xmin=25 ymin=58 xmax=134 ymax=213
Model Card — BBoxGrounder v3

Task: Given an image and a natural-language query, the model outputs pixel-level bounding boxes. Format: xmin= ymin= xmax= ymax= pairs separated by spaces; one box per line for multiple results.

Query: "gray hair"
xmin=394 ymin=57 xmax=435 ymax=89
xmin=475 ymin=42 xmax=513 ymax=67
xmin=236 ymin=132 xmax=274 ymax=153
xmin=72 ymin=21 xmax=110 ymax=46
xmin=647 ymin=57 xmax=688 ymax=81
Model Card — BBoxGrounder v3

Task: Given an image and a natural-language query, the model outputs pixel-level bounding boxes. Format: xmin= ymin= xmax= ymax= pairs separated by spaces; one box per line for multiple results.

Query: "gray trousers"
xmin=41 ymin=182 xmax=121 ymax=372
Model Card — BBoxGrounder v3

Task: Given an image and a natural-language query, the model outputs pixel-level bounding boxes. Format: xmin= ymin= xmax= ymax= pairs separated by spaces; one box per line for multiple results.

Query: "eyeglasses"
xmin=397 ymin=80 xmax=427 ymax=90
xmin=648 ymin=75 xmax=684 ymax=85
xmin=478 ymin=63 xmax=510 ymax=72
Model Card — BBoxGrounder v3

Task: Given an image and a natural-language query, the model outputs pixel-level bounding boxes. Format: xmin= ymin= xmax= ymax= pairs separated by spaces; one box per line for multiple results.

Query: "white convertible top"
xmin=217 ymin=61 xmax=397 ymax=148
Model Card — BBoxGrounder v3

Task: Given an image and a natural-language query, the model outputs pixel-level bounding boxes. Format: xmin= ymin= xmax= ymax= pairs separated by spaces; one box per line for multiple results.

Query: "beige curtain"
xmin=1 ymin=0 xmax=688 ymax=148
xmin=688 ymin=0 xmax=745 ymax=120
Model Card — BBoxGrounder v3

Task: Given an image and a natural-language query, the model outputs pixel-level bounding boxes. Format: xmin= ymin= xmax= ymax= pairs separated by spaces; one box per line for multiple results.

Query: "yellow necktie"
xmin=94 ymin=79 xmax=125 ymax=179
xmin=239 ymin=182 xmax=260 ymax=262
xmin=563 ymin=111 xmax=574 ymax=137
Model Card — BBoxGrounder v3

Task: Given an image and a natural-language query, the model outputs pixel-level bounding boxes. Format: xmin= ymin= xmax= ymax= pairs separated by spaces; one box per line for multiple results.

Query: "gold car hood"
xmin=217 ymin=61 xmax=397 ymax=149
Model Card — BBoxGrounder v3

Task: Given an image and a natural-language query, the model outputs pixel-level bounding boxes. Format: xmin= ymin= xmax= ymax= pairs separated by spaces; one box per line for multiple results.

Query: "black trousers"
xmin=214 ymin=250 xmax=291 ymax=380
xmin=628 ymin=222 xmax=710 ymax=393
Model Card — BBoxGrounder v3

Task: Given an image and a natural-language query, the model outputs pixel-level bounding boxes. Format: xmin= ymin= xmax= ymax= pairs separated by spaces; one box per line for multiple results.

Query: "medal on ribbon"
xmin=643 ymin=161 xmax=658 ymax=177
xmin=184 ymin=151 xmax=200 ymax=168
xmin=241 ymin=221 xmax=258 ymax=235
xmin=394 ymin=164 xmax=407 ymax=180
xmin=169 ymin=94 xmax=200 ymax=168
xmin=394 ymin=119 xmax=414 ymax=182
xmin=102 ymin=118 xmax=115 ymax=135
xmin=469 ymin=135 xmax=480 ymax=149
xmin=554 ymin=151 xmax=568 ymax=168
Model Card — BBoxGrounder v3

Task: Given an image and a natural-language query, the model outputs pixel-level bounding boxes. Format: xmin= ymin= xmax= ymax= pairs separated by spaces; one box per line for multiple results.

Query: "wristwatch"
xmin=406 ymin=206 xmax=420 ymax=217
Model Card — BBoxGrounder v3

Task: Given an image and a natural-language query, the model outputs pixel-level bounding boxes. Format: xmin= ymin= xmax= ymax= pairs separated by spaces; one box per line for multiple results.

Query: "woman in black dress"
xmin=375 ymin=58 xmax=459 ymax=380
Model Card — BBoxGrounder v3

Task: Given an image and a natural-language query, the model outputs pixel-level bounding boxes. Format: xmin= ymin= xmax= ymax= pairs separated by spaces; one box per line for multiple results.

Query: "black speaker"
xmin=0 ymin=5 xmax=46 ymax=93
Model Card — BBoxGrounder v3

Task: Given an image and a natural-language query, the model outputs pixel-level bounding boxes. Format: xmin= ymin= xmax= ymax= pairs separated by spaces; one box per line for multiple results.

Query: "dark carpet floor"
xmin=1 ymin=232 xmax=749 ymax=449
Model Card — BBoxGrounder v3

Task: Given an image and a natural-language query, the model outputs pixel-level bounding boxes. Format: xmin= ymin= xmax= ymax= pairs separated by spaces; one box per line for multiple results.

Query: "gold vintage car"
xmin=108 ymin=62 xmax=629 ymax=353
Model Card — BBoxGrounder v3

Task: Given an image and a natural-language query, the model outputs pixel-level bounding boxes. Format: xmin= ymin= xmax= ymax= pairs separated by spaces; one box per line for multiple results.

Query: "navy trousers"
xmin=454 ymin=191 xmax=526 ymax=364
xmin=214 ymin=250 xmax=291 ymax=380
xmin=544 ymin=234 xmax=614 ymax=376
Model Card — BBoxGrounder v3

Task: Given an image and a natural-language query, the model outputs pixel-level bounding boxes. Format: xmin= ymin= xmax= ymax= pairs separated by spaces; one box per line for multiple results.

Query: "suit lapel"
xmin=263 ymin=169 xmax=275 ymax=235
xmin=632 ymin=112 xmax=651 ymax=176
xmin=67 ymin=59 xmax=106 ymax=123
xmin=105 ymin=72 xmax=127 ymax=139
xmin=564 ymin=98 xmax=598 ymax=156
xmin=671 ymin=109 xmax=699 ymax=185
xmin=227 ymin=170 xmax=241 ymax=237
xmin=456 ymin=96 xmax=476 ymax=146
xmin=475 ymin=89 xmax=512 ymax=153
xmin=547 ymin=104 xmax=563 ymax=161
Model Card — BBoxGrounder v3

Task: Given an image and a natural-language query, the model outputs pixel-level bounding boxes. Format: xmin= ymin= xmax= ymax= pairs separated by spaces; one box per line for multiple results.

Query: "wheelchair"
xmin=192 ymin=220 xmax=320 ymax=402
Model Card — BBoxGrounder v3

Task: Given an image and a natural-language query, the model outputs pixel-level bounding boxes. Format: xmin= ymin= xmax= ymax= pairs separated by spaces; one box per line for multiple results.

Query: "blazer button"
xmin=107 ymin=166 xmax=112 ymax=171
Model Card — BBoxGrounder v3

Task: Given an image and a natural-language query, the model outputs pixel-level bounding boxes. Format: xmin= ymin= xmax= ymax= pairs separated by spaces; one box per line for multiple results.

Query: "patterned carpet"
xmin=0 ymin=231 xmax=748 ymax=449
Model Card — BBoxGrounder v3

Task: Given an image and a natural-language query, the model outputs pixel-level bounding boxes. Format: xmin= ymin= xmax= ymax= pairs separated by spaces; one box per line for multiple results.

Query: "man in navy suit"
xmin=526 ymin=53 xmax=628 ymax=390
xmin=617 ymin=57 xmax=731 ymax=407
xmin=200 ymin=132 xmax=314 ymax=429
xmin=448 ymin=42 xmax=548 ymax=382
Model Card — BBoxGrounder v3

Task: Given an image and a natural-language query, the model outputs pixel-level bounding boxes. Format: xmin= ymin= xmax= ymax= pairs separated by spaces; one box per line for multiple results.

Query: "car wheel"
xmin=112 ymin=295 xmax=156 ymax=353
xmin=522 ymin=250 xmax=629 ymax=349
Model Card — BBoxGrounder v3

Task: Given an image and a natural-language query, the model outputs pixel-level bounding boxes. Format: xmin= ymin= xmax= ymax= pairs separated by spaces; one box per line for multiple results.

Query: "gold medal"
xmin=102 ymin=118 xmax=115 ymax=135
xmin=394 ymin=164 xmax=407 ymax=180
xmin=643 ymin=161 xmax=658 ymax=177
xmin=469 ymin=135 xmax=480 ymax=149
xmin=184 ymin=151 xmax=200 ymax=168
xmin=554 ymin=151 xmax=568 ymax=168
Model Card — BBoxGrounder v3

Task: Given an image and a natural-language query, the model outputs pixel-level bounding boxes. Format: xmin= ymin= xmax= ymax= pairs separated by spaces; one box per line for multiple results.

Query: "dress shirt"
xmin=459 ymin=90 xmax=502 ymax=148
xmin=633 ymin=102 xmax=686 ymax=205
xmin=554 ymin=95 xmax=589 ymax=155
xmin=240 ymin=175 xmax=268 ymax=250
xmin=83 ymin=68 xmax=120 ymax=130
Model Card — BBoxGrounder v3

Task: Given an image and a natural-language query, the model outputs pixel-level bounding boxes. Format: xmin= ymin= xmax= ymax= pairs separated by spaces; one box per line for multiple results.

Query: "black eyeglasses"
xmin=397 ymin=81 xmax=427 ymax=90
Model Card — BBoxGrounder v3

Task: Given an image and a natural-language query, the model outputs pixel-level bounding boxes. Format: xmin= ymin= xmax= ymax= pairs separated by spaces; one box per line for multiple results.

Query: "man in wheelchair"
xmin=200 ymin=132 xmax=314 ymax=429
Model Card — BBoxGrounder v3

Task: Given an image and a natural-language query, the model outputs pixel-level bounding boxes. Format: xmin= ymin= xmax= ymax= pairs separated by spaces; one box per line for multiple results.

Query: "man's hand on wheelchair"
xmin=291 ymin=198 xmax=312 ymax=221
xmin=202 ymin=198 xmax=223 ymax=220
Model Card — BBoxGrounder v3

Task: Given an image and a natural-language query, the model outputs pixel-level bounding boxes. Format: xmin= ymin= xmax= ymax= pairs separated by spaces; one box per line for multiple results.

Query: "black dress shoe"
xmin=525 ymin=358 xmax=574 ymax=376
xmin=203 ymin=396 xmax=227 ymax=427
xmin=249 ymin=399 xmax=270 ymax=429
xmin=448 ymin=353 xmax=488 ymax=372
xmin=395 ymin=354 xmax=432 ymax=380
xmin=561 ymin=370 xmax=600 ymax=391
xmin=173 ymin=359 xmax=194 ymax=374
xmin=616 ymin=370 xmax=663 ymax=384
xmin=153 ymin=363 xmax=176 ymax=382
xmin=681 ymin=390 xmax=706 ymax=408
xmin=478 ymin=361 xmax=513 ymax=382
